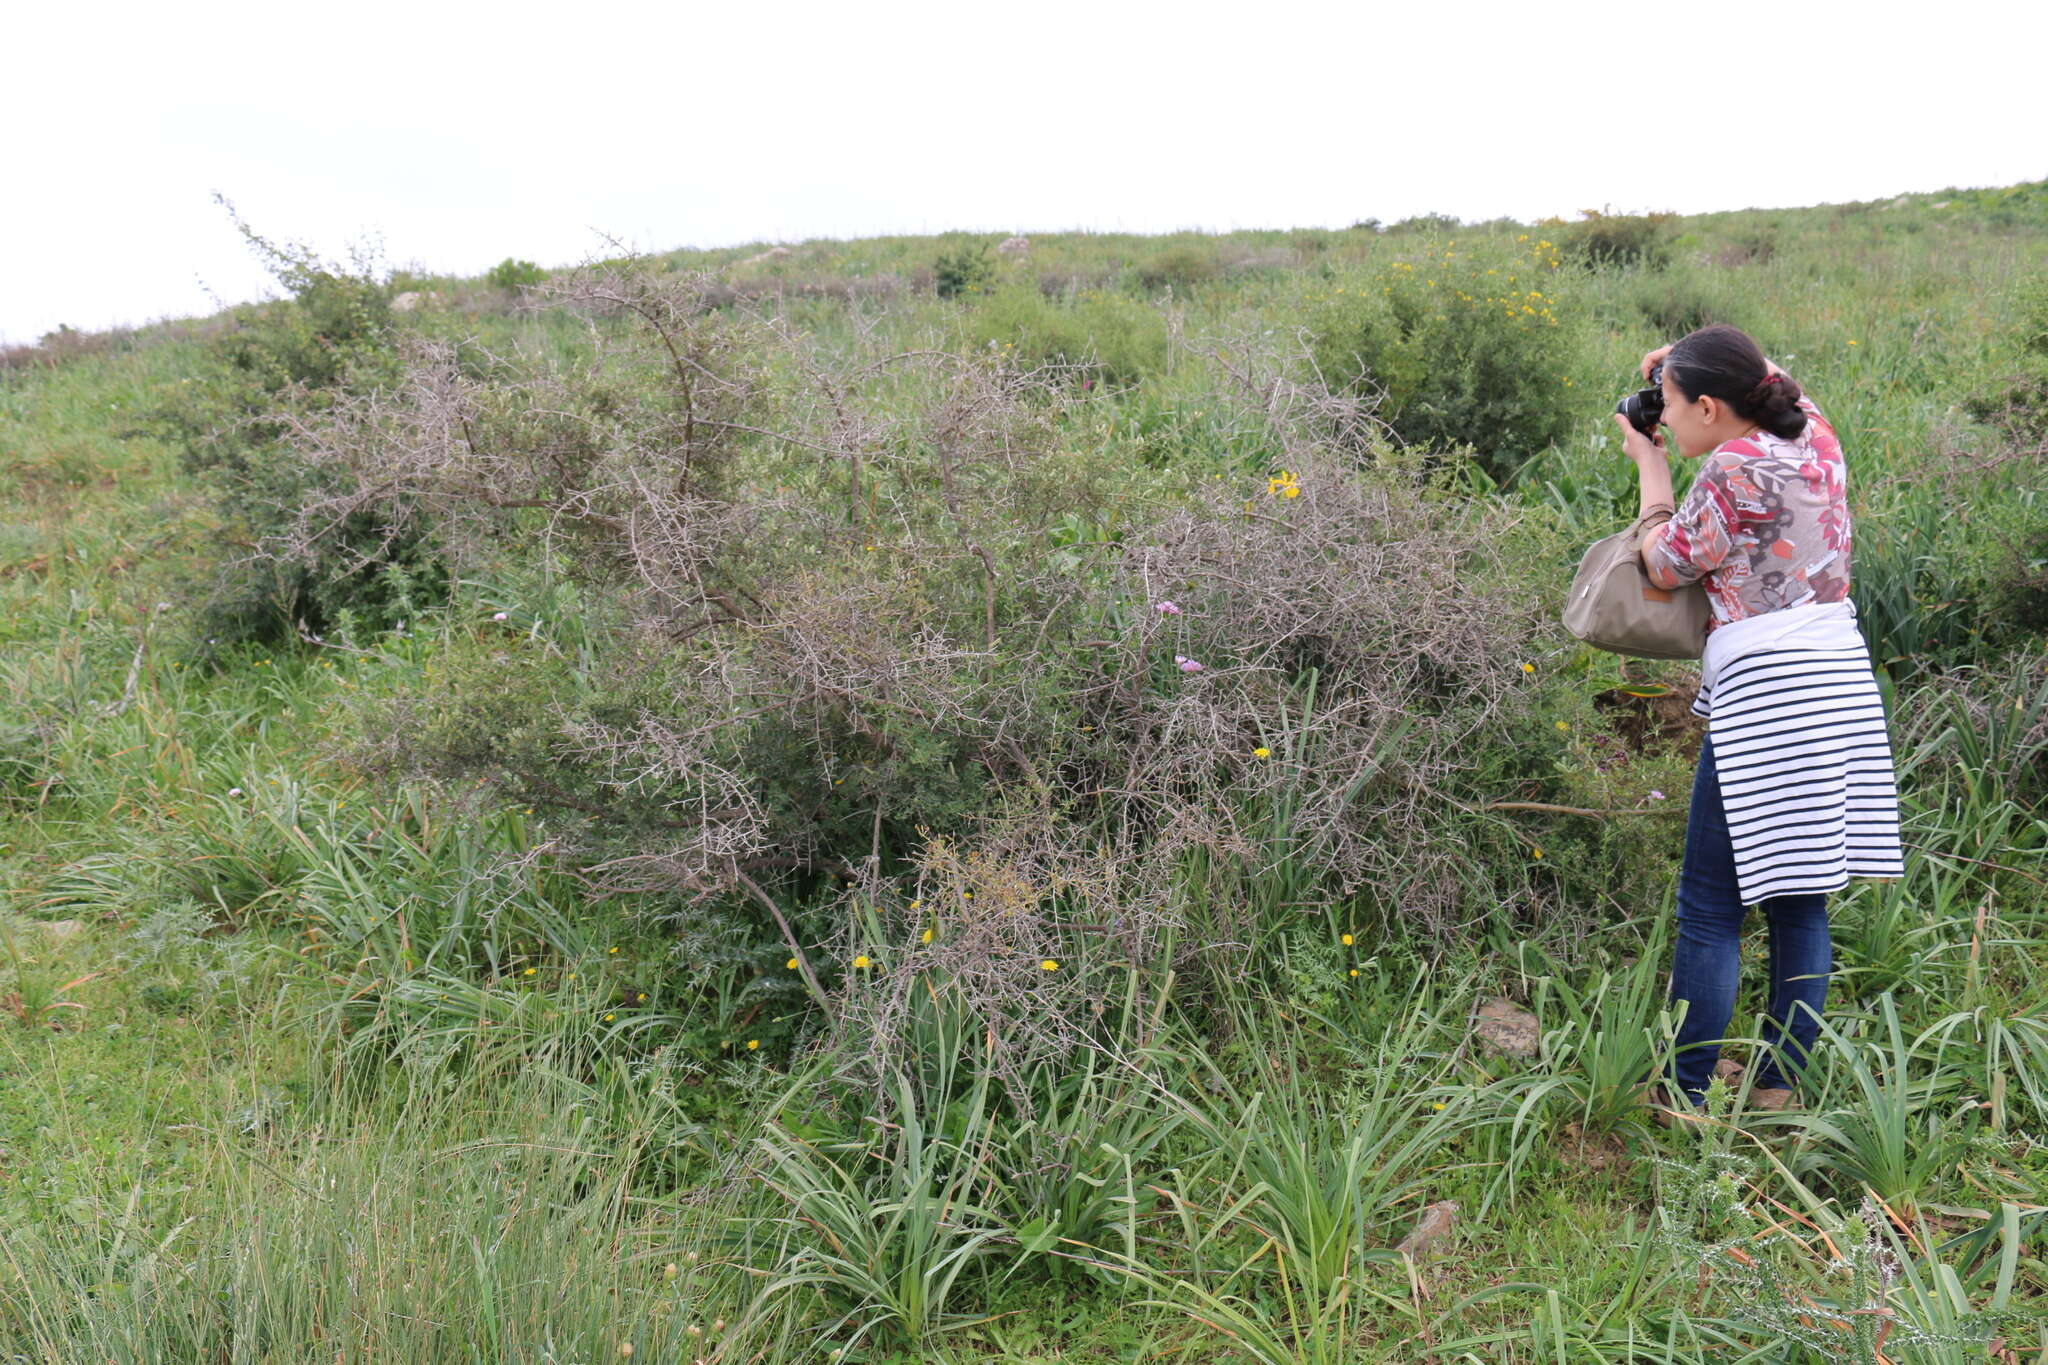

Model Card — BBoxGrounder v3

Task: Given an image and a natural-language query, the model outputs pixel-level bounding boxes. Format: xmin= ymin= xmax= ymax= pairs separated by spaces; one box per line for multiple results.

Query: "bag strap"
xmin=1631 ymin=502 xmax=1675 ymax=541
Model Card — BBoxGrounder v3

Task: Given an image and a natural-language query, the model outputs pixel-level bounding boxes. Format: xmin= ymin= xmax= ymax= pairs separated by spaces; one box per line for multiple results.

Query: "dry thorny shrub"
xmin=269 ymin=262 xmax=1553 ymax=1080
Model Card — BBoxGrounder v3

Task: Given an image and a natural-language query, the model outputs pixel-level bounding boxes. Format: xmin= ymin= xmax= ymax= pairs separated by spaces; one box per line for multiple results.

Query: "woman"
xmin=1612 ymin=323 xmax=1905 ymax=1120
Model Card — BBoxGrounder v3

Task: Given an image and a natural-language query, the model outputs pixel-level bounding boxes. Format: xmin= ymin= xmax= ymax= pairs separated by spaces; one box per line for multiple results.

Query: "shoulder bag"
xmin=1562 ymin=506 xmax=1711 ymax=660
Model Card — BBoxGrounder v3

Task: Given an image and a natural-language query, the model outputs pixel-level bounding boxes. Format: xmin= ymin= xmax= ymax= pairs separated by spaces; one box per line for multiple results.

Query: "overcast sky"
xmin=7 ymin=0 xmax=2042 ymax=346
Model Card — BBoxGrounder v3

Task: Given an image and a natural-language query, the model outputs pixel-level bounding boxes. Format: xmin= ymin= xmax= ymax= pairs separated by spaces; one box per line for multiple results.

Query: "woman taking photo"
xmin=1612 ymin=323 xmax=1905 ymax=1120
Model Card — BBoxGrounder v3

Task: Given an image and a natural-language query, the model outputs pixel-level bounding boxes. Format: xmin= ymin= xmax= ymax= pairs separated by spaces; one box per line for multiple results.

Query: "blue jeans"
xmin=1665 ymin=735 xmax=1833 ymax=1106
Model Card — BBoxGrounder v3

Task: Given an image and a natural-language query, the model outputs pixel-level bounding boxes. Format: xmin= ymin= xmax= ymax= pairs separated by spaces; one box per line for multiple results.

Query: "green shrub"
xmin=1551 ymin=208 xmax=1677 ymax=269
xmin=485 ymin=257 xmax=546 ymax=291
xmin=1134 ymin=244 xmax=1220 ymax=292
xmin=969 ymin=284 xmax=1169 ymax=386
xmin=933 ymin=241 xmax=996 ymax=298
xmin=147 ymin=204 xmax=428 ymax=646
xmin=1307 ymin=240 xmax=1590 ymax=479
xmin=1620 ymin=267 xmax=1737 ymax=337
xmin=1386 ymin=212 xmax=1461 ymax=236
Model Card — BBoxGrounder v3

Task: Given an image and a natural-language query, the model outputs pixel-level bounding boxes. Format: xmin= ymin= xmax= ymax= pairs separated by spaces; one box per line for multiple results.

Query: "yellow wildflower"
xmin=746 ymin=1039 xmax=759 ymax=1050
xmin=1253 ymin=746 xmax=1271 ymax=759
xmin=921 ymin=928 xmax=934 ymax=943
xmin=1341 ymin=933 xmax=1354 ymax=946
xmin=1521 ymin=662 xmax=1536 ymax=674
xmin=786 ymin=957 xmax=799 ymax=969
xmin=1040 ymin=959 xmax=1059 ymax=971
xmin=853 ymin=955 xmax=872 ymax=969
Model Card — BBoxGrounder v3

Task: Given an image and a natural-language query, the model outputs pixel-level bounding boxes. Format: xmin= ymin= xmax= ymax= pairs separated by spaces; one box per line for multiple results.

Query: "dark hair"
xmin=1665 ymin=323 xmax=1808 ymax=441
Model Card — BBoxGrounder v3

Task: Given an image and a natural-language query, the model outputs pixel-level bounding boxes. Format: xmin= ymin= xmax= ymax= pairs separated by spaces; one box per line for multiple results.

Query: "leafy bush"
xmin=1306 ymin=240 xmax=1591 ymax=479
xmin=485 ymin=257 xmax=546 ymax=291
xmin=933 ymin=241 xmax=995 ymax=298
xmin=147 ymin=203 xmax=427 ymax=646
xmin=969 ymin=284 xmax=1169 ymax=386
xmin=1551 ymin=208 xmax=1677 ymax=269
xmin=1619 ymin=266 xmax=1738 ymax=337
xmin=1386 ymin=212 xmax=1461 ymax=236
xmin=1133 ymin=244 xmax=1220 ymax=292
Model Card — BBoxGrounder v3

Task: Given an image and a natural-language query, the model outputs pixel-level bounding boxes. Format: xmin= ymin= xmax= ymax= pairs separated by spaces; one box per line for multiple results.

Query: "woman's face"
xmin=1659 ymin=367 xmax=1716 ymax=458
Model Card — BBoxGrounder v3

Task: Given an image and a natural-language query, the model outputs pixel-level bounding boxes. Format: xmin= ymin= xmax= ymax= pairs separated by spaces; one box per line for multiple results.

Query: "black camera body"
xmin=1616 ymin=363 xmax=1665 ymax=437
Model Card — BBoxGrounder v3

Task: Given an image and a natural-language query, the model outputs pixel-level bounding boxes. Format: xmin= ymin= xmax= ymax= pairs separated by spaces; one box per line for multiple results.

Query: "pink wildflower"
xmin=1154 ymin=601 xmax=1181 ymax=615
xmin=1174 ymin=655 xmax=1204 ymax=674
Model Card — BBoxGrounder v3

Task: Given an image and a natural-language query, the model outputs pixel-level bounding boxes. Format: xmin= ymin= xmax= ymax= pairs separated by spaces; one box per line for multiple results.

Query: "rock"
xmin=1473 ymin=997 xmax=1540 ymax=1059
xmin=1560 ymin=1122 xmax=1631 ymax=1177
xmin=737 ymin=246 xmax=791 ymax=268
xmin=391 ymin=292 xmax=423 ymax=312
xmin=1394 ymin=1200 xmax=1459 ymax=1259
xmin=1930 ymin=200 xmax=1951 ymax=210
xmin=995 ymin=235 xmax=1031 ymax=259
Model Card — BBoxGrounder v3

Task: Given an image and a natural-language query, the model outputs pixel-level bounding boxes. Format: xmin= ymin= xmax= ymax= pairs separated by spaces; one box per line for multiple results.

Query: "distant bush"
xmin=1551 ymin=208 xmax=1677 ymax=269
xmin=1134 ymin=245 xmax=1221 ymax=292
xmin=1711 ymin=221 xmax=1780 ymax=267
xmin=0 ymin=324 xmax=123 ymax=371
xmin=1967 ymin=271 xmax=2048 ymax=440
xmin=934 ymin=241 xmax=996 ymax=298
xmin=1621 ymin=268 xmax=1734 ymax=338
xmin=970 ymin=285 xmax=1169 ymax=387
xmin=1386 ymin=213 xmax=1461 ymax=236
xmin=1307 ymin=240 xmax=1590 ymax=480
xmin=486 ymin=257 xmax=547 ymax=291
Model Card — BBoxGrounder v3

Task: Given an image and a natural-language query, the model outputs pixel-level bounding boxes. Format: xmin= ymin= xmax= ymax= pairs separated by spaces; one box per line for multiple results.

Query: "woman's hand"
xmin=1613 ymin=413 xmax=1667 ymax=464
xmin=1641 ymin=344 xmax=1674 ymax=380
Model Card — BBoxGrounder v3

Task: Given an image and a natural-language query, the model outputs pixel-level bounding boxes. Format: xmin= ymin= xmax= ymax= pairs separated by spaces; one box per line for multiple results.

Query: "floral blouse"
xmin=1646 ymin=395 xmax=1852 ymax=629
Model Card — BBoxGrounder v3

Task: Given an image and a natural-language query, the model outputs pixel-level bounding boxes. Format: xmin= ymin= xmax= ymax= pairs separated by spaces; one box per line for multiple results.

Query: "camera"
xmin=1616 ymin=363 xmax=1665 ymax=437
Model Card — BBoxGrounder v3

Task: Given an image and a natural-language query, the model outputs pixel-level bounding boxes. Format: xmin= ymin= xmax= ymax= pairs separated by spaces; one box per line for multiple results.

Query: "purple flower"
xmin=1174 ymin=655 xmax=1204 ymax=674
xmin=1154 ymin=601 xmax=1181 ymax=615
xmin=1649 ymin=790 xmax=1667 ymax=801
xmin=492 ymin=611 xmax=509 ymax=622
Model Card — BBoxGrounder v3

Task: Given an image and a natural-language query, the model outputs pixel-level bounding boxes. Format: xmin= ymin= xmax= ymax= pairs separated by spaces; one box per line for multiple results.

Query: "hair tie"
xmin=1760 ymin=374 xmax=1783 ymax=387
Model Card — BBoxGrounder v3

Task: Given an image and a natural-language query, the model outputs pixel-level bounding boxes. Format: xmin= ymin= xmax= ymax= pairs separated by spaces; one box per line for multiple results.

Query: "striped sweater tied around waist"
xmin=1689 ymin=599 xmax=1906 ymax=903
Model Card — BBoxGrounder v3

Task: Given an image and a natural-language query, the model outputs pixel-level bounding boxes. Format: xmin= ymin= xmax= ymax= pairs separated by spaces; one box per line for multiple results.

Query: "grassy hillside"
xmin=2 ymin=184 xmax=2045 ymax=1363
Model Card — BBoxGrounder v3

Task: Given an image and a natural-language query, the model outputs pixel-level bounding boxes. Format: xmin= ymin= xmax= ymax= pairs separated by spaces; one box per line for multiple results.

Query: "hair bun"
xmin=1748 ymin=372 xmax=1807 ymax=439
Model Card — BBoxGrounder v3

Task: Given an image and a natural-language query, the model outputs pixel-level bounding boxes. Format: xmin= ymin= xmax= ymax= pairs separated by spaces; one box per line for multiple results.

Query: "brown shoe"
xmin=1746 ymin=1086 xmax=1797 ymax=1112
xmin=1644 ymin=1084 xmax=1708 ymax=1129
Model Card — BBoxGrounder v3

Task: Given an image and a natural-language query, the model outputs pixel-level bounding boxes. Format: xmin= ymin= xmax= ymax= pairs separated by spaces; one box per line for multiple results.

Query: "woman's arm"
xmin=1612 ymin=414 xmax=1676 ymax=569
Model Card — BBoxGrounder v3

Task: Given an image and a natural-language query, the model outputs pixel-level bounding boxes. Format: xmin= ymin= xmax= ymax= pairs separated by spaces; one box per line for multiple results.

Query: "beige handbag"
xmin=1562 ymin=507 xmax=1711 ymax=660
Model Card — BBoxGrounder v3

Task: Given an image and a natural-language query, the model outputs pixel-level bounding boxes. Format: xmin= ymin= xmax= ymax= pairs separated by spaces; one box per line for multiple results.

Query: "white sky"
xmin=7 ymin=0 xmax=2043 ymax=345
